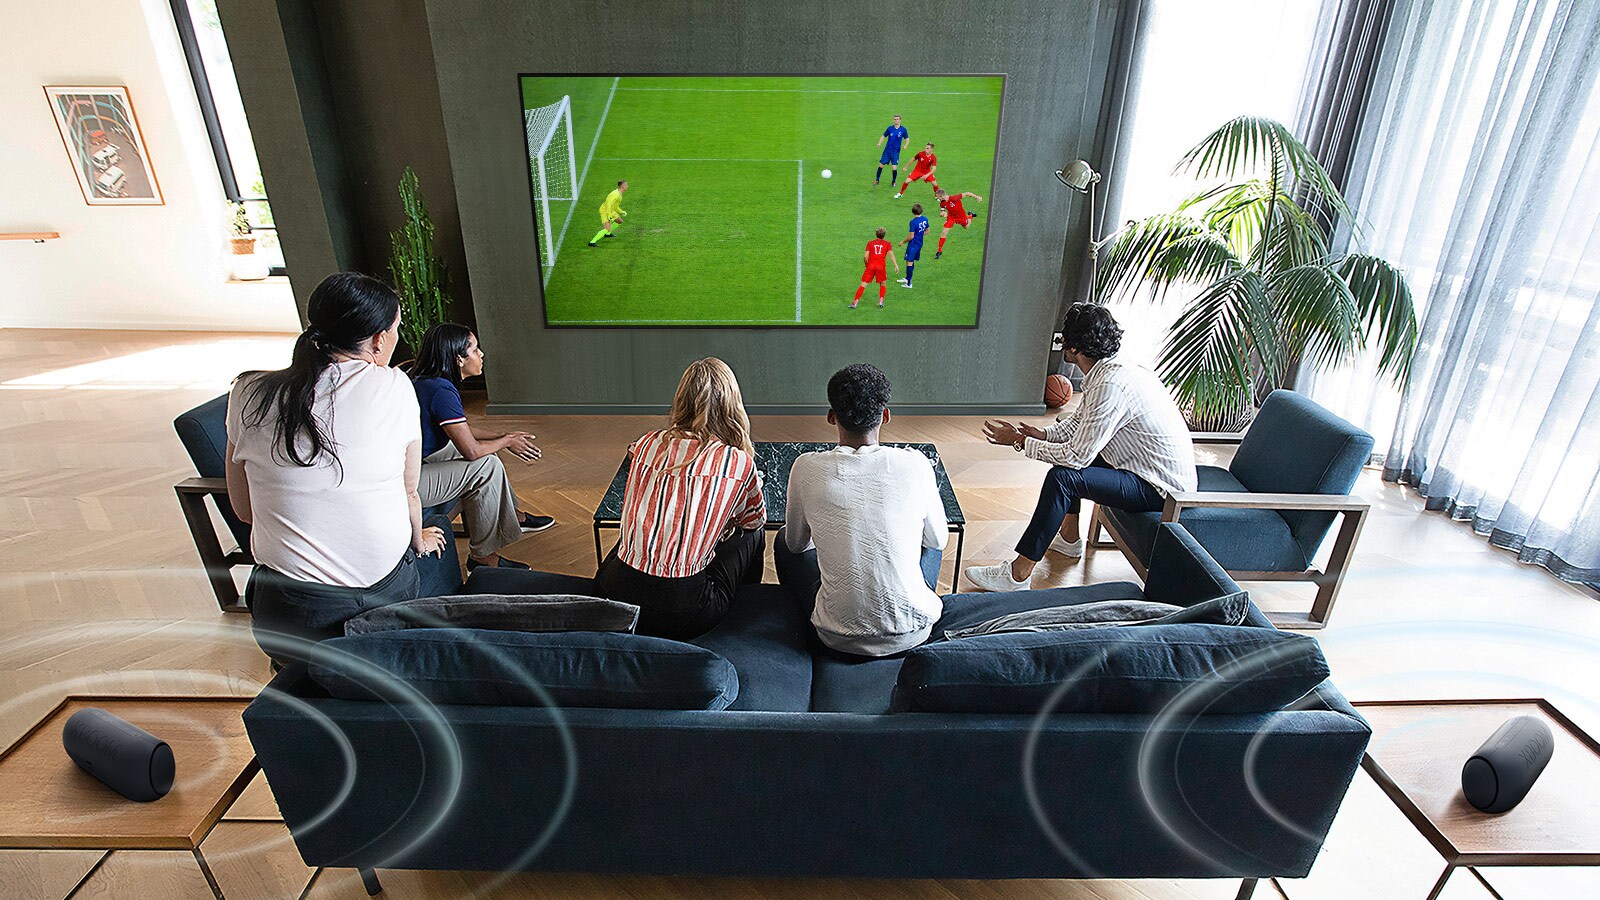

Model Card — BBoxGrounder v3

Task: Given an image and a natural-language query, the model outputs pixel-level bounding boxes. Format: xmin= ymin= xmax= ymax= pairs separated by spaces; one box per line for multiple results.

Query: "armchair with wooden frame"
xmin=173 ymin=394 xmax=463 ymax=612
xmin=1088 ymin=390 xmax=1373 ymax=629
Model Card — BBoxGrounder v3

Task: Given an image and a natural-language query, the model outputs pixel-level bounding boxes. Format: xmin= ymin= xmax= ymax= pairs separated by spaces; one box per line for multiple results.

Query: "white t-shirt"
xmin=784 ymin=444 xmax=949 ymax=655
xmin=227 ymin=360 xmax=421 ymax=587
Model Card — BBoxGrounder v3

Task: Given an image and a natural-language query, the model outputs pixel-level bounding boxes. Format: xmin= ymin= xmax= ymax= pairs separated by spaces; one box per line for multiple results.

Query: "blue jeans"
xmin=1016 ymin=458 xmax=1165 ymax=561
xmin=773 ymin=528 xmax=942 ymax=619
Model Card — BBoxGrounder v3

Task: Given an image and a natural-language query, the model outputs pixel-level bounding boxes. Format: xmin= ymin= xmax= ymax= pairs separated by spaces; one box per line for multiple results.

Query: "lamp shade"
xmin=1054 ymin=159 xmax=1101 ymax=192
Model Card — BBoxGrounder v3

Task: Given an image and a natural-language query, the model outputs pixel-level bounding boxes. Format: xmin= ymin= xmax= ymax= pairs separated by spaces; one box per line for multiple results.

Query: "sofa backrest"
xmin=1229 ymin=390 xmax=1373 ymax=561
xmin=173 ymin=393 xmax=251 ymax=549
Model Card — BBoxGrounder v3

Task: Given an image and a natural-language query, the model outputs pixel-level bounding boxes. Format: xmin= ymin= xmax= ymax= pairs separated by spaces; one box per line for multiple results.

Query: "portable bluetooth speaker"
xmin=62 ymin=708 xmax=175 ymax=802
xmin=1461 ymin=715 xmax=1553 ymax=813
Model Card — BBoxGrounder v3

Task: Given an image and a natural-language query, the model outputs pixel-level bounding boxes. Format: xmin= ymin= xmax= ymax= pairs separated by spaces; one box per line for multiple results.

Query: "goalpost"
xmin=524 ymin=95 xmax=578 ymax=276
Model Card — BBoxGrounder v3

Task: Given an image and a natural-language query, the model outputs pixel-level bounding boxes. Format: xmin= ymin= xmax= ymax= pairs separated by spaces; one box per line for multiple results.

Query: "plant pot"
xmin=229 ymin=236 xmax=270 ymax=282
xmin=229 ymin=236 xmax=257 ymax=254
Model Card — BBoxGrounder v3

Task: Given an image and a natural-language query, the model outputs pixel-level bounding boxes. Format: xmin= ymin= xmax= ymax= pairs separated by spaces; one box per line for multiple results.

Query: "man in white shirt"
xmin=777 ymin=364 xmax=949 ymax=656
xmin=966 ymin=303 xmax=1197 ymax=592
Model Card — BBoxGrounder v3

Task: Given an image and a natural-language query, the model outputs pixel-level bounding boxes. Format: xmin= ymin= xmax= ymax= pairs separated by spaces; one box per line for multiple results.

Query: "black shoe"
xmin=588 ymin=241 xmax=598 ymax=247
xmin=603 ymin=233 xmax=615 ymax=238
xmin=519 ymin=513 xmax=556 ymax=533
xmin=935 ymin=251 xmax=942 ymax=259
xmin=466 ymin=556 xmax=532 ymax=571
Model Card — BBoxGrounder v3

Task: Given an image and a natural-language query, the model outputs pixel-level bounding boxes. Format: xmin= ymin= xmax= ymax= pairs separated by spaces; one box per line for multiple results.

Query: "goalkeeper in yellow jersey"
xmin=588 ymin=180 xmax=629 ymax=246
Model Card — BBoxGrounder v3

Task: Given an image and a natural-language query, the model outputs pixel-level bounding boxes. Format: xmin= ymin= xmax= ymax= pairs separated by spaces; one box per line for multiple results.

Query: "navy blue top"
xmin=413 ymin=376 xmax=467 ymax=458
xmin=883 ymin=124 xmax=909 ymax=149
xmin=907 ymin=214 xmax=931 ymax=247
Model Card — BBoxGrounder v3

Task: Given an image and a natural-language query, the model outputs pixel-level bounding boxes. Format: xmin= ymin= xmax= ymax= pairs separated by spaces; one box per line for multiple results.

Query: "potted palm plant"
xmin=1095 ymin=116 xmax=1419 ymax=430
xmin=227 ymin=201 xmax=269 ymax=281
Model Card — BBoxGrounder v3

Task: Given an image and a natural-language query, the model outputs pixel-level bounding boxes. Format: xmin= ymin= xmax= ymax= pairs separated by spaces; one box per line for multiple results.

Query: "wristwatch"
xmin=1013 ymin=436 xmax=1026 ymax=452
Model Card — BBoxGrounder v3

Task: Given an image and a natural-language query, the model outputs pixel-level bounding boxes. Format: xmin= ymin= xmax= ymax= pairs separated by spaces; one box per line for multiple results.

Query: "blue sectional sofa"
xmin=244 ymin=524 xmax=1369 ymax=895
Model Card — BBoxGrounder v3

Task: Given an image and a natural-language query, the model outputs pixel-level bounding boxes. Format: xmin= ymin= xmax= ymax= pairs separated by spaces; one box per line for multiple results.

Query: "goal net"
xmin=524 ymin=95 xmax=577 ymax=277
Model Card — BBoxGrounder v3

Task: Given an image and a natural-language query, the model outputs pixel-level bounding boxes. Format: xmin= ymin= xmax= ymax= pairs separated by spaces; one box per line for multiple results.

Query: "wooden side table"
xmin=0 ymin=695 xmax=272 ymax=899
xmin=1354 ymin=698 xmax=1600 ymax=899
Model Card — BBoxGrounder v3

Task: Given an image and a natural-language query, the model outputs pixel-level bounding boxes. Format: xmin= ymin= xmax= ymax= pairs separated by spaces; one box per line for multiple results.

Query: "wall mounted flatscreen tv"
xmin=520 ymin=75 xmax=1004 ymax=328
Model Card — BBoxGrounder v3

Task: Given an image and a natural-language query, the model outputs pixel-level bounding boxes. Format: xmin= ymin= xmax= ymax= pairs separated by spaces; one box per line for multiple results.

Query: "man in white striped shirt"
xmin=966 ymin=304 xmax=1197 ymax=592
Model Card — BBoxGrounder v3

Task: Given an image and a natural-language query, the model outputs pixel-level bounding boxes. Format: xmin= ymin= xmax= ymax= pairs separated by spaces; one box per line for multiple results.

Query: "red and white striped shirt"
xmin=616 ymin=430 xmax=767 ymax=579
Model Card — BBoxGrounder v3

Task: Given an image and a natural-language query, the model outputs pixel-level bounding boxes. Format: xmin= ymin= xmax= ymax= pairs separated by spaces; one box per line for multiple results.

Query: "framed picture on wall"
xmin=44 ymin=85 xmax=164 ymax=206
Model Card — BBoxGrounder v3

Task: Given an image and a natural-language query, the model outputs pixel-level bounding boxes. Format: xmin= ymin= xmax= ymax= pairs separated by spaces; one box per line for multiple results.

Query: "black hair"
xmin=1060 ymin=302 xmax=1123 ymax=361
xmin=827 ymin=363 xmax=892 ymax=435
xmin=243 ymin=272 xmax=400 ymax=468
xmin=617 ymin=180 xmax=626 ymax=187
xmin=912 ymin=203 xmax=923 ymax=215
xmin=412 ymin=323 xmax=475 ymax=387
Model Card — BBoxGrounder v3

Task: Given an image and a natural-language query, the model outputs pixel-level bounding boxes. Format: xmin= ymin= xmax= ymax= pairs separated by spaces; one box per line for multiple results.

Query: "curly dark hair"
xmin=827 ymin=363 xmax=892 ymax=435
xmin=1060 ymin=302 xmax=1123 ymax=361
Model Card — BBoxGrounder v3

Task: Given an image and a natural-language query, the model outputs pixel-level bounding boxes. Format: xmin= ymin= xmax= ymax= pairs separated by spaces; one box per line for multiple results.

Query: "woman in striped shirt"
xmin=595 ymin=358 xmax=767 ymax=638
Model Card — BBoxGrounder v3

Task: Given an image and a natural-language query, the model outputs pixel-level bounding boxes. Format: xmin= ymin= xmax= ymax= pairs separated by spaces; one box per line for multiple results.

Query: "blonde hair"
xmin=665 ymin=358 xmax=755 ymax=461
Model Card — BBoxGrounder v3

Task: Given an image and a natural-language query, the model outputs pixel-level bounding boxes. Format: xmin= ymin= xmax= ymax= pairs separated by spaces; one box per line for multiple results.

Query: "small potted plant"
xmin=228 ymin=202 xmax=268 ymax=281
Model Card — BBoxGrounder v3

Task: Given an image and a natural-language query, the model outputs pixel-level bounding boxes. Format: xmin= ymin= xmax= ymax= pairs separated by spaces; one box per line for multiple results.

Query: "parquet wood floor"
xmin=2 ymin=329 xmax=1597 ymax=898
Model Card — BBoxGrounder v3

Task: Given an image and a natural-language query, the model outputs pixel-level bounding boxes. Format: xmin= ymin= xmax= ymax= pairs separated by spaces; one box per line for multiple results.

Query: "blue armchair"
xmin=174 ymin=394 xmax=462 ymax=611
xmin=1090 ymin=390 xmax=1373 ymax=628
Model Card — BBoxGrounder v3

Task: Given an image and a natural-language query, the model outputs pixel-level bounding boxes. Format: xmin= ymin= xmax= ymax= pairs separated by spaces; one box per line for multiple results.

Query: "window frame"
xmin=168 ymin=0 xmax=286 ymax=277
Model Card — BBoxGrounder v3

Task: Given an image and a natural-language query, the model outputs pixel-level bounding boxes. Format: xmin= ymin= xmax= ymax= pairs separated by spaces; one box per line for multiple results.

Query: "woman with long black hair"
xmin=225 ymin=272 xmax=447 ymax=663
xmin=410 ymin=323 xmax=553 ymax=571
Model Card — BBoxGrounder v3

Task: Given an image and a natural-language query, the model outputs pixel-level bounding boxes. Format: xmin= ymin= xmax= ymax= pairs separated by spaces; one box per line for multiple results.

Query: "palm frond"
xmin=1176 ymin=116 xmax=1357 ymax=229
xmin=1260 ymin=198 xmax=1329 ymax=270
xmin=1094 ymin=214 xmax=1208 ymax=301
xmin=1157 ymin=270 xmax=1279 ymax=418
xmin=1270 ymin=264 xmax=1360 ymax=375
xmin=1338 ymin=254 xmax=1419 ymax=382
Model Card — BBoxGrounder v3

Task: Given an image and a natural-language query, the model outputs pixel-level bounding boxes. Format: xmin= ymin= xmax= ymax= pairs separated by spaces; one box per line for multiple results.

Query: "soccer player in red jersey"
xmin=850 ymin=227 xmax=900 ymax=309
xmin=893 ymin=143 xmax=939 ymax=199
xmin=934 ymin=187 xmax=983 ymax=258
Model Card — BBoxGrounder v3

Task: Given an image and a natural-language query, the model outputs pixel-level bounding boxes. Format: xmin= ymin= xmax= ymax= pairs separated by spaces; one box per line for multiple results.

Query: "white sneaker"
xmin=1050 ymin=535 xmax=1086 ymax=558
xmin=964 ymin=560 xmax=1031 ymax=593
xmin=898 ymin=279 xmax=913 ymax=288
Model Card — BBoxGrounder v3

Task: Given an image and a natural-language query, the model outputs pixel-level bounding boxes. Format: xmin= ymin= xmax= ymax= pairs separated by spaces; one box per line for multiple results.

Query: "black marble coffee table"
xmin=592 ymin=441 xmax=966 ymax=591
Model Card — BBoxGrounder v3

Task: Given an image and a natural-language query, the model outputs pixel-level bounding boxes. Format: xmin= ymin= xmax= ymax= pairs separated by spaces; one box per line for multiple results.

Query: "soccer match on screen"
xmin=521 ymin=75 xmax=1004 ymax=327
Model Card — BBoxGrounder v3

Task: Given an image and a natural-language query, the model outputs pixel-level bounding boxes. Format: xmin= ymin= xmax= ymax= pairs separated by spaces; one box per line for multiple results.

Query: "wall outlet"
xmin=1051 ymin=332 xmax=1064 ymax=352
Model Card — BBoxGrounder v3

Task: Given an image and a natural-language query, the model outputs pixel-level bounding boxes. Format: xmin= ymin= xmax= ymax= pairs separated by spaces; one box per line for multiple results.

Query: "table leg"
xmin=193 ymin=848 xmax=225 ymax=899
xmin=1233 ymin=877 xmax=1258 ymax=899
xmin=950 ymin=525 xmax=965 ymax=593
xmin=1464 ymin=867 xmax=1505 ymax=900
xmin=593 ymin=524 xmax=603 ymax=567
xmin=1424 ymin=864 xmax=1455 ymax=900
xmin=62 ymin=849 xmax=112 ymax=899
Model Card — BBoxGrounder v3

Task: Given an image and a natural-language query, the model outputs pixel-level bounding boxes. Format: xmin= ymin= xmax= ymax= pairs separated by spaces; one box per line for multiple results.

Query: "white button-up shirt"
xmin=1022 ymin=359 xmax=1198 ymax=496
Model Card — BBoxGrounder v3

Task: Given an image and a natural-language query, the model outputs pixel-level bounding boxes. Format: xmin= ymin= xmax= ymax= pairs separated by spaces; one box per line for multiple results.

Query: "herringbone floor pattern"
xmin=2 ymin=329 xmax=1597 ymax=898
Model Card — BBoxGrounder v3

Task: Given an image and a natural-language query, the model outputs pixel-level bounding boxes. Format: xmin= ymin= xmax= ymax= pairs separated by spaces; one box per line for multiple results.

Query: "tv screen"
xmin=520 ymin=75 xmax=1004 ymax=327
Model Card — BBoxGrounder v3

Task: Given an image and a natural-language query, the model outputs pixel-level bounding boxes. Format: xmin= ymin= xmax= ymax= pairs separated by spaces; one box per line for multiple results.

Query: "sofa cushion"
xmin=893 ymin=623 xmax=1329 ymax=714
xmin=343 ymin=593 xmax=639 ymax=636
xmin=690 ymin=584 xmax=814 ymax=712
xmin=809 ymin=581 xmax=1147 ymax=714
xmin=941 ymin=592 xmax=1249 ymax=640
xmin=1104 ymin=466 xmax=1307 ymax=571
xmin=309 ymin=628 xmax=738 ymax=710
xmin=1230 ymin=389 xmax=1374 ymax=561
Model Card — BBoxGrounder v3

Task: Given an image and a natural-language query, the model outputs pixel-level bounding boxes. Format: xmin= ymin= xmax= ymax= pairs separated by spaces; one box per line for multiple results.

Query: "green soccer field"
xmin=520 ymin=75 xmax=1003 ymax=327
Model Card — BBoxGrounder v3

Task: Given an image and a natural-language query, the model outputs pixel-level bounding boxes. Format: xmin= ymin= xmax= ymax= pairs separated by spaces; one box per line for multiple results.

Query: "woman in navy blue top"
xmin=411 ymin=324 xmax=554 ymax=570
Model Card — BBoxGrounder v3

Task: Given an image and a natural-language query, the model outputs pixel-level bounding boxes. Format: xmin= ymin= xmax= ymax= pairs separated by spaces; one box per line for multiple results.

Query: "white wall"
xmin=0 ymin=0 xmax=300 ymax=332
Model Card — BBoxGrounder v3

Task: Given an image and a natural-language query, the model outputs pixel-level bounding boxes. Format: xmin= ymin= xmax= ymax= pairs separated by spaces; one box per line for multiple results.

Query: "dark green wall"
xmin=223 ymin=0 xmax=1118 ymax=410
xmin=425 ymin=0 xmax=1118 ymax=413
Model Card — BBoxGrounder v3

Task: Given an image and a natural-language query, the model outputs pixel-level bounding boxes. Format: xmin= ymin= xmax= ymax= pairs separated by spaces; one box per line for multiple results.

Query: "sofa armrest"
xmin=176 ymin=476 xmax=230 ymax=496
xmin=1190 ymin=430 xmax=1246 ymax=445
xmin=1144 ymin=523 xmax=1246 ymax=608
xmin=1163 ymin=491 xmax=1368 ymax=521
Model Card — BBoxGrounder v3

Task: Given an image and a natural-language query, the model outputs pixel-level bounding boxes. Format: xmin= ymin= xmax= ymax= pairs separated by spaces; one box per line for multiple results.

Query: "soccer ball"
xmin=820 ymin=169 xmax=832 ymax=179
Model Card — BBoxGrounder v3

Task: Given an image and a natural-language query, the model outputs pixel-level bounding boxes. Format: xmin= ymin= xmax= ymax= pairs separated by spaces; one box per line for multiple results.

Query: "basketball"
xmin=1045 ymin=373 xmax=1073 ymax=408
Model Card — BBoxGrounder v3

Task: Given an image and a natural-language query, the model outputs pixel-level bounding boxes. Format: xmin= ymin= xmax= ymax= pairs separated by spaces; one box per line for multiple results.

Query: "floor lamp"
xmin=1053 ymin=159 xmax=1102 ymax=390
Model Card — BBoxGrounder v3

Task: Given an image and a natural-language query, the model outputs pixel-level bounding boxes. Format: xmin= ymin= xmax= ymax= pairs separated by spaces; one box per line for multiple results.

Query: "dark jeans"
xmin=246 ymin=550 xmax=421 ymax=665
xmin=594 ymin=528 xmax=766 ymax=640
xmin=1017 ymin=458 xmax=1165 ymax=561
xmin=773 ymin=533 xmax=943 ymax=620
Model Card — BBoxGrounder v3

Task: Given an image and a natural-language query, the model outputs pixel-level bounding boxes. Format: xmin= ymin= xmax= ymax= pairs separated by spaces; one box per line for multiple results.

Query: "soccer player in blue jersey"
xmin=874 ymin=115 xmax=909 ymax=187
xmin=898 ymin=203 xmax=931 ymax=288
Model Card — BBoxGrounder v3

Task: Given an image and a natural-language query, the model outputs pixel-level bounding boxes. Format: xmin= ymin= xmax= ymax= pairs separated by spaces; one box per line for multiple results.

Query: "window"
xmin=169 ymin=0 xmax=285 ymax=275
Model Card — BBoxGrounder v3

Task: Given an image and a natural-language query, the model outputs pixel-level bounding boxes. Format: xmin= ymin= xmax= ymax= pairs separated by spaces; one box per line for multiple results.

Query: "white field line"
xmin=795 ymin=160 xmax=803 ymax=322
xmin=594 ymin=157 xmax=794 ymax=162
xmin=548 ymin=76 xmax=619 ymax=285
xmin=549 ymin=319 xmax=797 ymax=325
xmin=617 ymin=88 xmax=994 ymax=95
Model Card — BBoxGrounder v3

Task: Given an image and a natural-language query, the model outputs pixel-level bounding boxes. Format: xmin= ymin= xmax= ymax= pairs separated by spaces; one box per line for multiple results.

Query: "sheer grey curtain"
xmin=1303 ymin=0 xmax=1600 ymax=585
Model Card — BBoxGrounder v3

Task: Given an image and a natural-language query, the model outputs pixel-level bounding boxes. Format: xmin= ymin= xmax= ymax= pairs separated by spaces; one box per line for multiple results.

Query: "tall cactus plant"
xmin=388 ymin=166 xmax=451 ymax=351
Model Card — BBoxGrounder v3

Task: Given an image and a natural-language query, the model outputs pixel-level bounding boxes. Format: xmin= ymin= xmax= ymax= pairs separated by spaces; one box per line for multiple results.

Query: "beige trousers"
xmin=419 ymin=444 xmax=523 ymax=559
